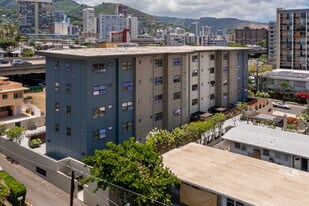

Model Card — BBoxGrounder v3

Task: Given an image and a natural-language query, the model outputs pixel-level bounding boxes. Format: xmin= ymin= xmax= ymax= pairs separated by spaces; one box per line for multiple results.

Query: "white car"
xmin=272 ymin=101 xmax=291 ymax=109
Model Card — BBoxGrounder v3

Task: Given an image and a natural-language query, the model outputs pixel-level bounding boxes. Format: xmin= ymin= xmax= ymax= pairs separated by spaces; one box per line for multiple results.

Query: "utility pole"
xmin=70 ymin=171 xmax=75 ymax=206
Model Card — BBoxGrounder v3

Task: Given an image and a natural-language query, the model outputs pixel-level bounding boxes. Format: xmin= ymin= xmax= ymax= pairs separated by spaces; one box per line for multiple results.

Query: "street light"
xmin=17 ymin=196 xmax=23 ymax=206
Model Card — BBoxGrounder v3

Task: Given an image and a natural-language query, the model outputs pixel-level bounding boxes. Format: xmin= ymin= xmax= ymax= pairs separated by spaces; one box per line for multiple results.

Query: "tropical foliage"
xmin=5 ymin=126 xmax=24 ymax=144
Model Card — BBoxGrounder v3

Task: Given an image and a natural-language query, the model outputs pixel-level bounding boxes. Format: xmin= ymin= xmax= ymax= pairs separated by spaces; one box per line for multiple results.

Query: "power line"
xmin=0 ymin=144 xmax=169 ymax=206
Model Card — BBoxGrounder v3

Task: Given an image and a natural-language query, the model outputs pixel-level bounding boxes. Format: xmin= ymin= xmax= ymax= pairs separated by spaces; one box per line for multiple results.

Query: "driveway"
xmin=0 ymin=153 xmax=86 ymax=206
xmin=258 ymin=100 xmax=306 ymax=117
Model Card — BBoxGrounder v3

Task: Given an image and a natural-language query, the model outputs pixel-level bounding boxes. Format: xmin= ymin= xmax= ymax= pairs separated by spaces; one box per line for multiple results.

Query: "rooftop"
xmin=222 ymin=124 xmax=309 ymax=159
xmin=163 ymin=143 xmax=309 ymax=206
xmin=36 ymin=46 xmax=249 ymax=60
xmin=260 ymin=69 xmax=309 ymax=81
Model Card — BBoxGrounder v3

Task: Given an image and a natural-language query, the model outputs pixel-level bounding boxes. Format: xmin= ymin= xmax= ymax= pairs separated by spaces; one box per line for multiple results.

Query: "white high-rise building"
xmin=126 ymin=16 xmax=138 ymax=40
xmin=83 ymin=8 xmax=96 ymax=33
xmin=97 ymin=15 xmax=126 ymax=41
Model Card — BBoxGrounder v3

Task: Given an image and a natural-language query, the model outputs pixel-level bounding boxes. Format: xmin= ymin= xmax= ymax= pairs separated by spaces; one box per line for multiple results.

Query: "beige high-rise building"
xmin=276 ymin=8 xmax=309 ymax=70
xmin=83 ymin=8 xmax=96 ymax=34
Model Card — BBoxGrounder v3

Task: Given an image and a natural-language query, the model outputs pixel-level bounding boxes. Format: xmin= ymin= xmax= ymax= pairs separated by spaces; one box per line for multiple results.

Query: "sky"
xmin=75 ymin=0 xmax=309 ymax=22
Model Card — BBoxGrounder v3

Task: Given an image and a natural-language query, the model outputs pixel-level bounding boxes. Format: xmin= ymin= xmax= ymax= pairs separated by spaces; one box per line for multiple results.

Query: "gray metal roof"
xmin=222 ymin=124 xmax=309 ymax=159
xmin=260 ymin=69 xmax=309 ymax=81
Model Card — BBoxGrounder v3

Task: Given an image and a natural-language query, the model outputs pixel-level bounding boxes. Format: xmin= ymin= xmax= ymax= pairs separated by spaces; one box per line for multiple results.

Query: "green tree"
xmin=278 ymin=81 xmax=292 ymax=101
xmin=228 ymin=42 xmax=247 ymax=47
xmin=83 ymin=138 xmax=179 ymax=206
xmin=0 ymin=124 xmax=6 ymax=136
xmin=0 ymin=180 xmax=10 ymax=205
xmin=5 ymin=126 xmax=24 ymax=144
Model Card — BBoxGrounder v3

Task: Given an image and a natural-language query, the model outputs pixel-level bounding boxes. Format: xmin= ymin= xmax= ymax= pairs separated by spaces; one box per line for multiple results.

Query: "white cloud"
xmin=74 ymin=0 xmax=309 ymax=22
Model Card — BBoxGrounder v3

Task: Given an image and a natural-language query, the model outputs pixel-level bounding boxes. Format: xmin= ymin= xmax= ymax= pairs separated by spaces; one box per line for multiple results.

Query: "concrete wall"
xmin=4 ymin=116 xmax=45 ymax=130
xmin=0 ymin=138 xmax=111 ymax=206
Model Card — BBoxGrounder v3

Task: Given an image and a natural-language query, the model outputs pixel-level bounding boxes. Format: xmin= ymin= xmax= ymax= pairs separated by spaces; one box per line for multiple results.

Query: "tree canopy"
xmin=0 ymin=180 xmax=10 ymax=204
xmin=5 ymin=126 xmax=24 ymax=144
xmin=83 ymin=138 xmax=179 ymax=206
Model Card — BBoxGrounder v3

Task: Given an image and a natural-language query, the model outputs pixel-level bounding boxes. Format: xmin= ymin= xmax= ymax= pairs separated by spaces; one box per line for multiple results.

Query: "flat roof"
xmin=222 ymin=124 xmax=309 ymax=159
xmin=36 ymin=46 xmax=249 ymax=60
xmin=260 ymin=69 xmax=309 ymax=81
xmin=163 ymin=143 xmax=309 ymax=206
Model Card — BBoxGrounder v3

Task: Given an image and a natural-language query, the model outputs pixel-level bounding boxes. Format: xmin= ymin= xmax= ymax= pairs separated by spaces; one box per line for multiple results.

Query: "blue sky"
xmin=75 ymin=0 xmax=309 ymax=22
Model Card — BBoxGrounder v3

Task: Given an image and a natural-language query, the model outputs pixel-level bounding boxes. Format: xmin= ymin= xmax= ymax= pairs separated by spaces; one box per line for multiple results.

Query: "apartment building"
xmin=191 ymin=22 xmax=200 ymax=36
xmin=83 ymin=8 xmax=96 ymax=34
xmin=163 ymin=143 xmax=309 ymax=206
xmin=166 ymin=33 xmax=186 ymax=46
xmin=97 ymin=15 xmax=126 ymax=41
xmin=126 ymin=16 xmax=138 ymax=40
xmin=0 ymin=77 xmax=28 ymax=118
xmin=17 ymin=0 xmax=54 ymax=34
xmin=221 ymin=124 xmax=309 ymax=172
xmin=276 ymin=8 xmax=309 ymax=70
xmin=37 ymin=46 xmax=248 ymax=160
xmin=235 ymin=26 xmax=268 ymax=45
xmin=268 ymin=21 xmax=277 ymax=67
xmin=114 ymin=4 xmax=128 ymax=17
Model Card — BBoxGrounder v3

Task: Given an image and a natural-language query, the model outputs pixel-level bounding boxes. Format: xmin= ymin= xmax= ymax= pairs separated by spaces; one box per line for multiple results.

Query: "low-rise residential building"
xmin=221 ymin=124 xmax=309 ymax=172
xmin=0 ymin=77 xmax=29 ymax=118
xmin=166 ymin=33 xmax=186 ymax=46
xmin=259 ymin=69 xmax=309 ymax=91
xmin=37 ymin=46 xmax=248 ymax=160
xmin=163 ymin=143 xmax=309 ymax=206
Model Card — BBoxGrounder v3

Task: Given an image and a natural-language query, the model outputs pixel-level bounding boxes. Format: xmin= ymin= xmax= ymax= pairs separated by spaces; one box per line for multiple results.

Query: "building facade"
xmin=114 ymin=4 xmax=128 ymax=17
xmin=235 ymin=26 xmax=268 ymax=45
xmin=126 ymin=16 xmax=138 ymax=40
xmin=0 ymin=77 xmax=28 ymax=118
xmin=191 ymin=22 xmax=200 ymax=36
xmin=38 ymin=46 xmax=248 ymax=160
xmin=83 ymin=8 xmax=96 ymax=34
xmin=276 ymin=8 xmax=309 ymax=70
xmin=97 ymin=15 xmax=126 ymax=41
xmin=268 ymin=21 xmax=277 ymax=67
xmin=17 ymin=0 xmax=54 ymax=34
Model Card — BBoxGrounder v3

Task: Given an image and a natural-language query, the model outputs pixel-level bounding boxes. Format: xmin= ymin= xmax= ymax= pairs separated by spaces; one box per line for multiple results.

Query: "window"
xmin=121 ymin=81 xmax=134 ymax=91
xmin=122 ymin=121 xmax=133 ymax=131
xmin=92 ymin=63 xmax=106 ymax=73
xmin=93 ymin=85 xmax=106 ymax=96
xmin=55 ymin=103 xmax=60 ymax=112
xmin=173 ymin=108 xmax=181 ymax=116
xmin=227 ymin=198 xmax=234 ymax=206
xmin=66 ymin=105 xmax=71 ymax=115
xmin=192 ymin=70 xmax=198 ymax=77
xmin=54 ymin=61 xmax=60 ymax=70
xmin=155 ymin=112 xmax=163 ymax=121
xmin=223 ymin=93 xmax=228 ymax=99
xmin=192 ymin=84 xmax=198 ymax=91
xmin=235 ymin=142 xmax=240 ymax=149
xmin=210 ymin=54 xmax=215 ymax=60
xmin=55 ymin=82 xmax=59 ymax=91
xmin=67 ymin=127 xmax=71 ymax=136
xmin=192 ymin=98 xmax=198 ymax=106
xmin=14 ymin=92 xmax=23 ymax=99
xmin=65 ymin=62 xmax=71 ymax=72
xmin=294 ymin=81 xmax=305 ymax=88
xmin=66 ymin=84 xmax=71 ymax=94
xmin=2 ymin=94 xmax=7 ymax=99
xmin=223 ymin=67 xmax=229 ymax=72
xmin=210 ymin=94 xmax=215 ymax=100
xmin=223 ymin=80 xmax=228 ymax=86
xmin=155 ymin=77 xmax=163 ymax=85
xmin=55 ymin=123 xmax=59 ymax=132
xmin=174 ymin=92 xmax=181 ymax=100
xmin=173 ymin=58 xmax=182 ymax=66
xmin=93 ymin=107 xmax=106 ymax=118
xmin=155 ymin=94 xmax=163 ymax=104
xmin=155 ymin=59 xmax=163 ymax=67
xmin=223 ymin=53 xmax=228 ymax=60
xmin=173 ymin=75 xmax=181 ymax=83
xmin=263 ymin=149 xmax=269 ymax=156
xmin=210 ymin=67 xmax=215 ymax=73
xmin=122 ymin=101 xmax=133 ymax=111
xmin=122 ymin=61 xmax=133 ymax=70
xmin=210 ymin=81 xmax=215 ymax=87
xmin=93 ymin=129 xmax=106 ymax=139
xmin=192 ymin=55 xmax=198 ymax=62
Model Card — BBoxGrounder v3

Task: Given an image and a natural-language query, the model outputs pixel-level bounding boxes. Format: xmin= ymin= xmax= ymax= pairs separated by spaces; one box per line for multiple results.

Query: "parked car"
xmin=20 ymin=61 xmax=32 ymax=66
xmin=272 ymin=101 xmax=291 ymax=109
xmin=0 ymin=59 xmax=9 ymax=64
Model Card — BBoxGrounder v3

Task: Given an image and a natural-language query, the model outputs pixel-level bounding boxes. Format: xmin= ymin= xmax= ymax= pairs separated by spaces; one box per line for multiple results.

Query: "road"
xmin=258 ymin=100 xmax=306 ymax=116
xmin=0 ymin=59 xmax=45 ymax=67
xmin=0 ymin=153 xmax=86 ymax=206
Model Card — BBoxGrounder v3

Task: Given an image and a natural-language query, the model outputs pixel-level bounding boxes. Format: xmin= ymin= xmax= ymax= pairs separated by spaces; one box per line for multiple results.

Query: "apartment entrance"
xmin=253 ymin=149 xmax=260 ymax=159
xmin=301 ymin=158 xmax=308 ymax=171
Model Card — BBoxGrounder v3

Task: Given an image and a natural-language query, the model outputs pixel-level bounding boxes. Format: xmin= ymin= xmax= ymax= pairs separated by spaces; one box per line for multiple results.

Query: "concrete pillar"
xmin=283 ymin=114 xmax=287 ymax=130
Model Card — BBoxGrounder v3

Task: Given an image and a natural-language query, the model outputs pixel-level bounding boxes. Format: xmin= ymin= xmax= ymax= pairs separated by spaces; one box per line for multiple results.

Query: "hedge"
xmin=0 ymin=171 xmax=26 ymax=206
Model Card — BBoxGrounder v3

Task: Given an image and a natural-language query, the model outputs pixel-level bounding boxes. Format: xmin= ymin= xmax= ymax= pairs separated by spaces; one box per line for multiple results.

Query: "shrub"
xmin=0 ymin=172 xmax=26 ymax=206
xmin=28 ymin=138 xmax=41 ymax=148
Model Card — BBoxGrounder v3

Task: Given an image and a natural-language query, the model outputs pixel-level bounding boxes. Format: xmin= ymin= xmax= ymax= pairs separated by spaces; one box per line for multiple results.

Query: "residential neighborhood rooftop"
xmin=163 ymin=143 xmax=309 ymax=206
xmin=222 ymin=124 xmax=309 ymax=158
xmin=260 ymin=69 xmax=309 ymax=81
xmin=36 ymin=46 xmax=249 ymax=59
